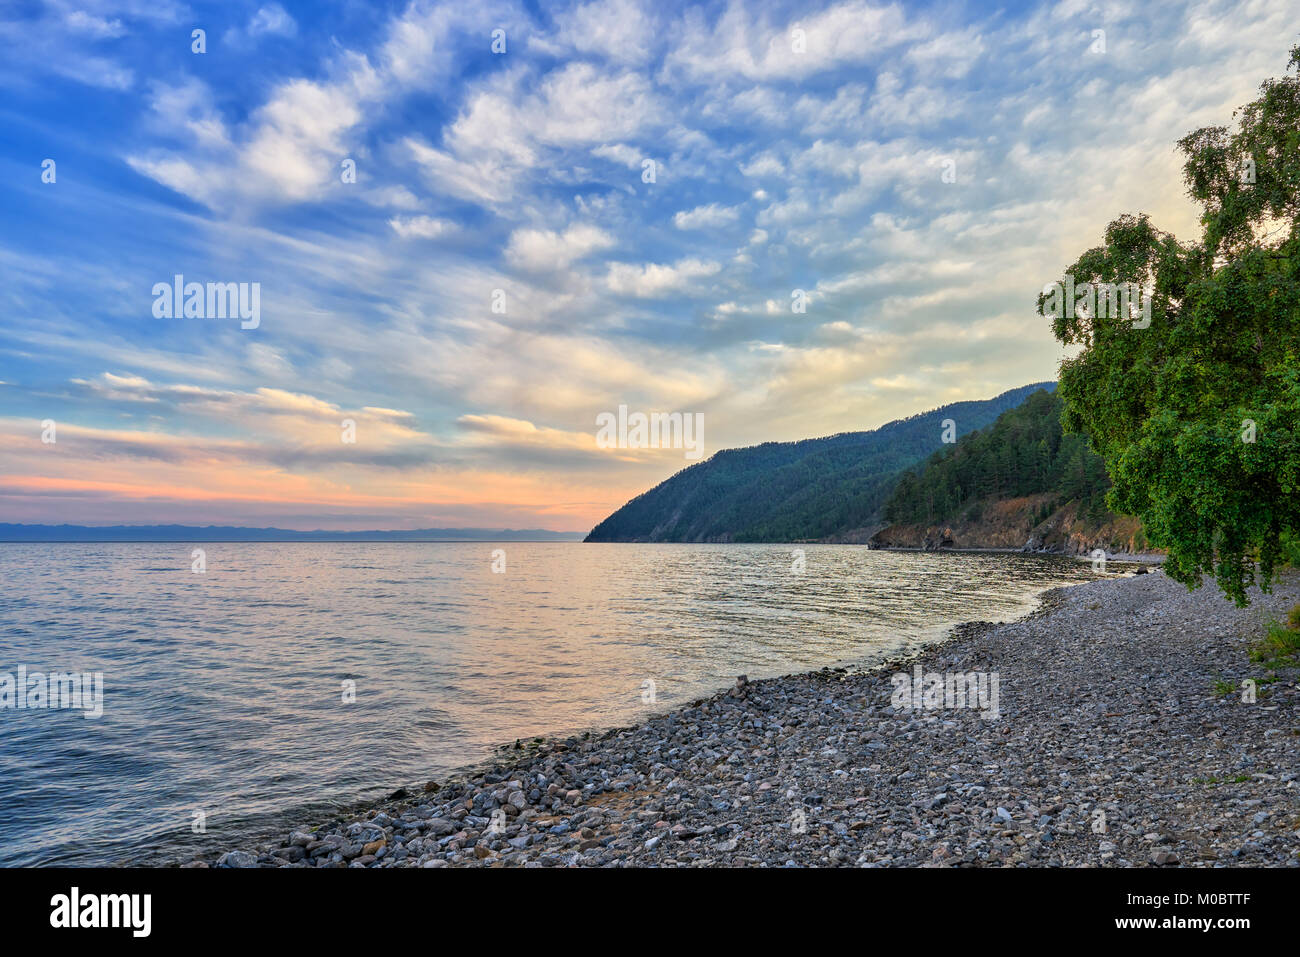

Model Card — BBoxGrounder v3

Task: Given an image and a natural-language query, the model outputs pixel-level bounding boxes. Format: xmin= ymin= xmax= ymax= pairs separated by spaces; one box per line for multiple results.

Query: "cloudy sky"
xmin=1 ymin=0 xmax=1296 ymax=531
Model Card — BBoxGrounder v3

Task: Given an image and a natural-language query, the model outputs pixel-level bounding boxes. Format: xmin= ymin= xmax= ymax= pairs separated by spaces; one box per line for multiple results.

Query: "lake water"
xmin=0 ymin=542 xmax=1103 ymax=865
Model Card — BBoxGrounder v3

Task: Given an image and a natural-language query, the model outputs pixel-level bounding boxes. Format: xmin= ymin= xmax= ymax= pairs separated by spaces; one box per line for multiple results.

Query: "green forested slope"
xmin=585 ymin=382 xmax=1054 ymax=542
xmin=883 ymin=389 xmax=1113 ymax=528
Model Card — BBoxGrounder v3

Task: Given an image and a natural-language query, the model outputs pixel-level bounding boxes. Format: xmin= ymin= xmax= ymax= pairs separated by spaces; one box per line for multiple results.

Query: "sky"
xmin=0 ymin=0 xmax=1297 ymax=532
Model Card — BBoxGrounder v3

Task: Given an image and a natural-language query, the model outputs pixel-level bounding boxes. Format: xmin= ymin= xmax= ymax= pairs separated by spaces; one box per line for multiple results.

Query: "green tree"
xmin=1034 ymin=438 xmax=1051 ymax=486
xmin=1039 ymin=47 xmax=1300 ymax=605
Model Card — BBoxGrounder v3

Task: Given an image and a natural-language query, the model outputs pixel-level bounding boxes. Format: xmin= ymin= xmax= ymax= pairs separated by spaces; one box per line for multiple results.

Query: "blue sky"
xmin=0 ymin=0 xmax=1297 ymax=530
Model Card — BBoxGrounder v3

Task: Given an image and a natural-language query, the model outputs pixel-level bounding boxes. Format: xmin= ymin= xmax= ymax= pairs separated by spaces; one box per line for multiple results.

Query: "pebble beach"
xmin=199 ymin=568 xmax=1300 ymax=868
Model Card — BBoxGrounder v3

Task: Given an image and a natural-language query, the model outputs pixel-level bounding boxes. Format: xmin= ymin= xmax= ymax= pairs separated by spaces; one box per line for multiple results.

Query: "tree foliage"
xmin=1039 ymin=47 xmax=1300 ymax=605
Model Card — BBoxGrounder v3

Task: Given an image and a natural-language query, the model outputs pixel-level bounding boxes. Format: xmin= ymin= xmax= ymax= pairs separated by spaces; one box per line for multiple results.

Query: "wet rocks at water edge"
xmin=216 ymin=850 xmax=257 ymax=868
xmin=204 ymin=569 xmax=1300 ymax=868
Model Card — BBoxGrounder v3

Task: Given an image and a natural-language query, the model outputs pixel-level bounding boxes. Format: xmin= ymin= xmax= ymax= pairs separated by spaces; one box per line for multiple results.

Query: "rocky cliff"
xmin=872 ymin=494 xmax=1157 ymax=558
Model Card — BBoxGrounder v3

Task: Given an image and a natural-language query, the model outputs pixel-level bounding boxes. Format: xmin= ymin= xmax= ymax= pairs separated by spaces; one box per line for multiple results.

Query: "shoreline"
xmin=176 ymin=571 xmax=1074 ymax=866
xmin=865 ymin=544 xmax=1168 ymax=564
xmin=195 ymin=568 xmax=1299 ymax=868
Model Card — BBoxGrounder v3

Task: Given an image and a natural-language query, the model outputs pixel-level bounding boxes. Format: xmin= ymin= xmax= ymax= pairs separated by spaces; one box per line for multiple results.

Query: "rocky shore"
xmin=199 ymin=569 xmax=1300 ymax=868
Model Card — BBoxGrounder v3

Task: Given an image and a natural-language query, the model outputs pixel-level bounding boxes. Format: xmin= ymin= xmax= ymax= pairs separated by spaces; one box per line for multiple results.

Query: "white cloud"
xmin=505 ymin=224 xmax=615 ymax=271
xmin=122 ymin=1 xmax=510 ymax=210
xmin=128 ymin=59 xmax=380 ymax=207
xmin=531 ymin=0 xmax=657 ymax=65
xmin=410 ymin=63 xmax=665 ymax=206
xmin=388 ymin=215 xmax=455 ymax=239
xmin=665 ymin=0 xmax=925 ymax=81
xmin=606 ymin=258 xmax=721 ymax=297
xmin=142 ymin=78 xmax=230 ymax=149
xmin=740 ymin=153 xmax=785 ymax=178
xmin=904 ymin=28 xmax=985 ymax=78
xmin=673 ymin=203 xmax=742 ymax=229
xmin=364 ymin=185 xmax=423 ymax=210
xmin=224 ymin=3 xmax=298 ymax=46
xmin=591 ymin=143 xmax=643 ymax=168
xmin=63 ymin=11 xmax=126 ymax=39
xmin=248 ymin=4 xmax=297 ymax=38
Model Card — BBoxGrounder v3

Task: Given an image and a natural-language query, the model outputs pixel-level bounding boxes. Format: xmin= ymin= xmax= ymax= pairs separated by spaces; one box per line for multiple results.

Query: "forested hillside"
xmin=883 ymin=389 xmax=1112 ymax=527
xmin=585 ymin=383 xmax=1053 ymax=542
xmin=874 ymin=389 xmax=1149 ymax=555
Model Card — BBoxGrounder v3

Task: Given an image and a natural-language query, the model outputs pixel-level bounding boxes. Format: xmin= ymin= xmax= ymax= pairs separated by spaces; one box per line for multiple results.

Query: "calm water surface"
xmin=0 ymin=542 xmax=1104 ymax=865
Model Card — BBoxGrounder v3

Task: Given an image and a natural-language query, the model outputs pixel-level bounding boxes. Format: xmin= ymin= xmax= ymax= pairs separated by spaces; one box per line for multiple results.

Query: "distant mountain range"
xmin=0 ymin=525 xmax=585 ymax=542
xmin=585 ymin=382 xmax=1056 ymax=543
